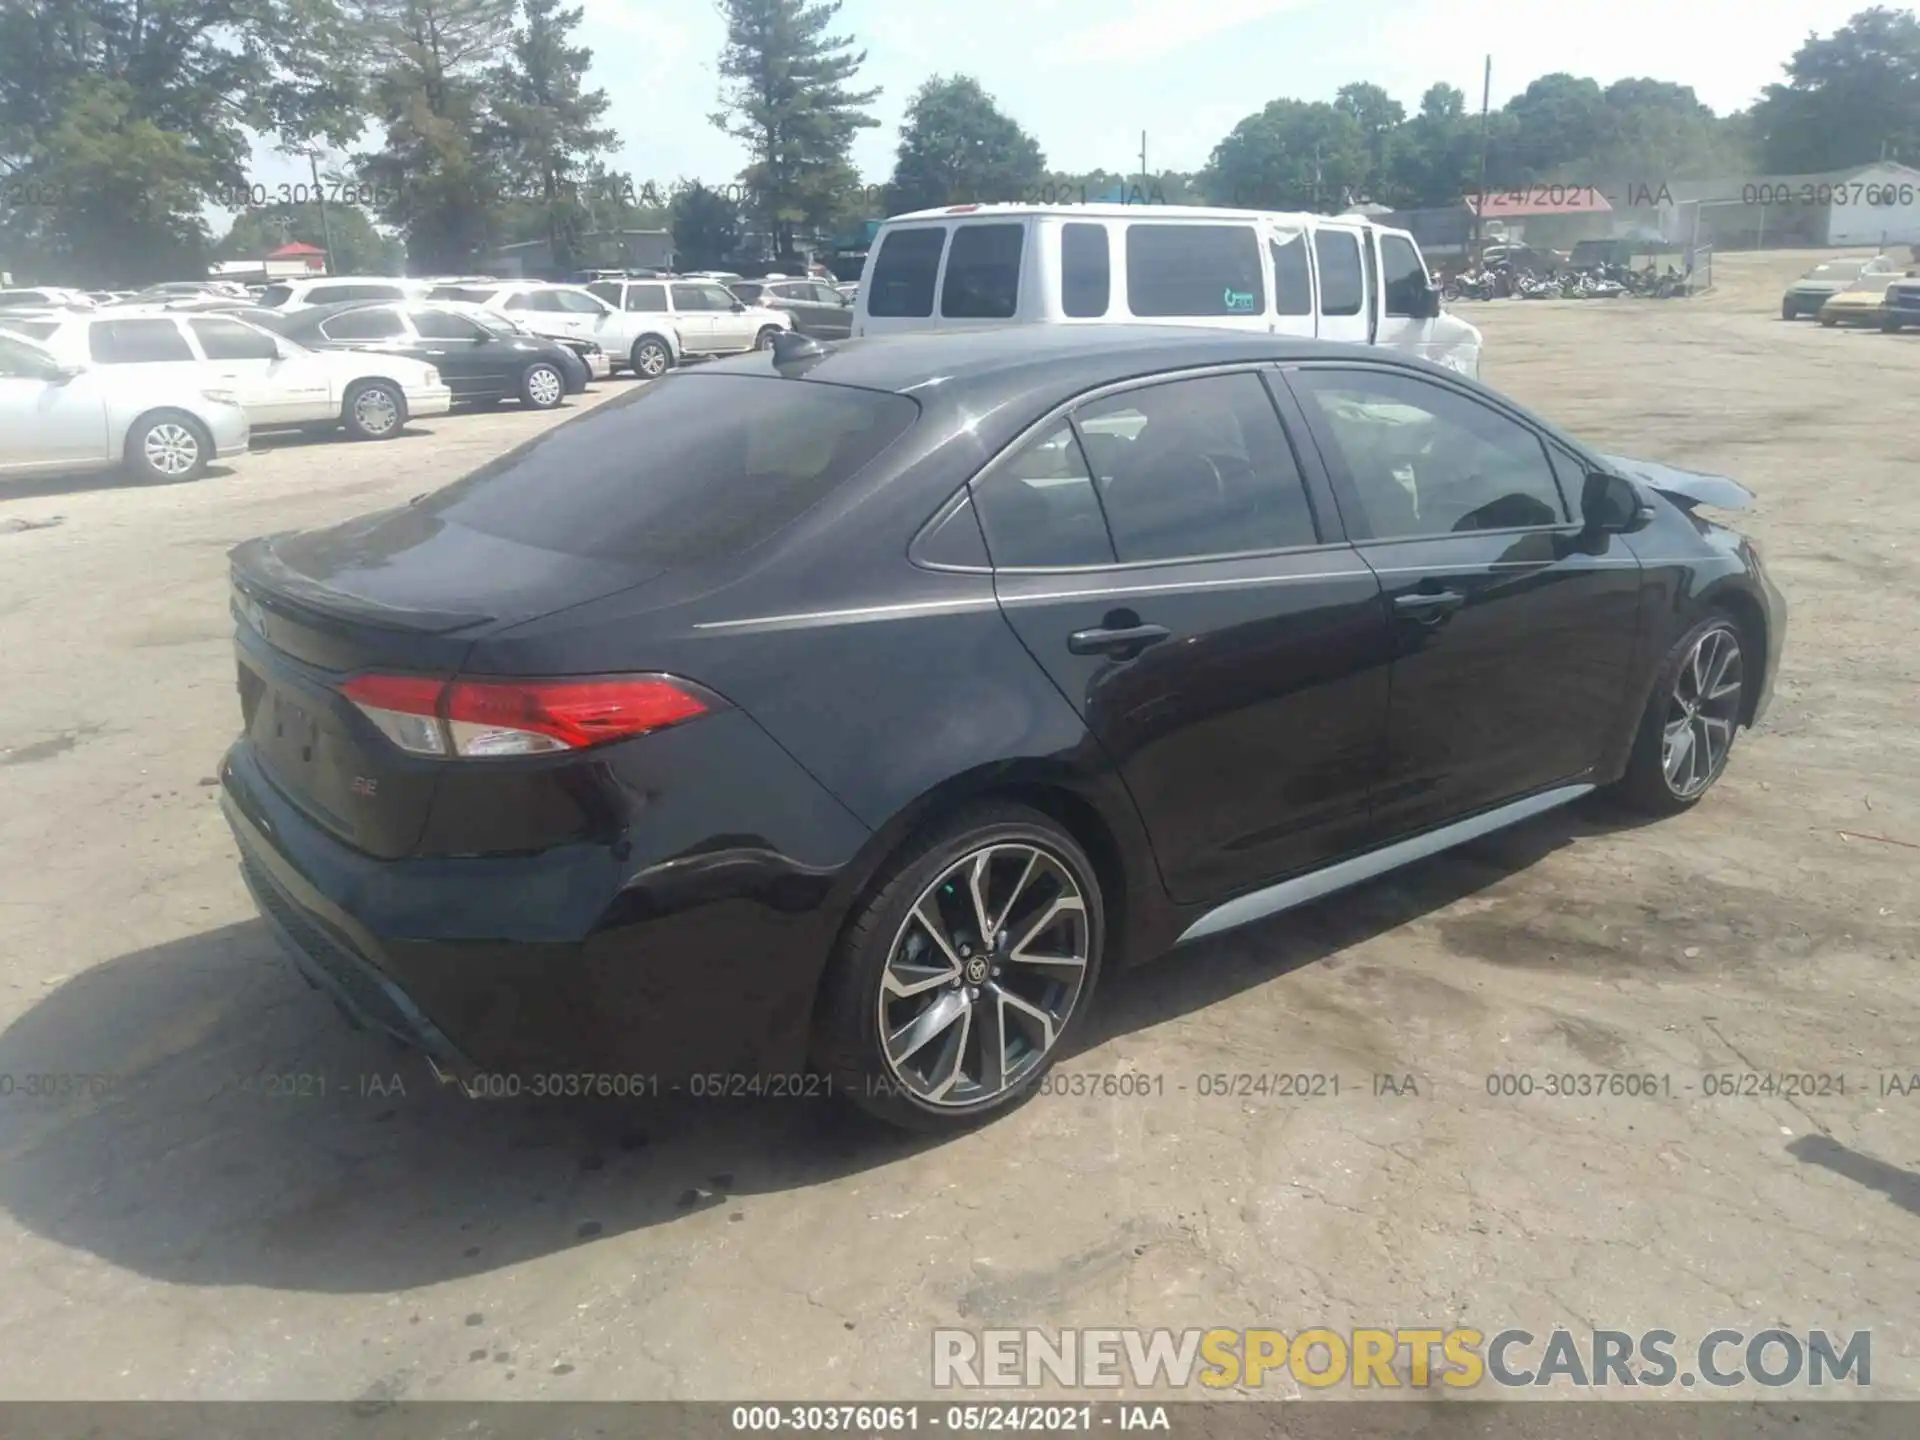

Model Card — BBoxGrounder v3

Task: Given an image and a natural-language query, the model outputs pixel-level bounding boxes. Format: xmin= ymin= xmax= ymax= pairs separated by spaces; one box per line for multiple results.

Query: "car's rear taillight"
xmin=341 ymin=674 xmax=718 ymax=758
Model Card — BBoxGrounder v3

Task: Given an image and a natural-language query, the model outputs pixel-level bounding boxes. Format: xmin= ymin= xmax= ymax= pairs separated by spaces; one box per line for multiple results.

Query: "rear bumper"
xmin=217 ymin=714 xmax=871 ymax=1080
xmin=406 ymin=384 xmax=453 ymax=417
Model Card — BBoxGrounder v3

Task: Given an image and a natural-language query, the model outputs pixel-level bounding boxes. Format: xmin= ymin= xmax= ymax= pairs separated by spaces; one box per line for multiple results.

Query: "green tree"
xmin=669 ymin=182 xmax=744 ymax=270
xmin=1198 ymin=99 xmax=1368 ymax=211
xmin=1335 ymin=82 xmax=1406 ymax=199
xmin=0 ymin=0 xmax=362 ymax=284
xmin=712 ymin=0 xmax=881 ymax=261
xmin=885 ymin=75 xmax=1045 ymax=212
xmin=488 ymin=0 xmax=616 ymax=275
xmin=1750 ymin=6 xmax=1920 ymax=172
xmin=351 ymin=0 xmax=515 ymax=273
xmin=217 ymin=200 xmax=403 ymax=272
xmin=1496 ymin=73 xmax=1609 ymax=183
xmin=1386 ymin=82 xmax=1484 ymax=207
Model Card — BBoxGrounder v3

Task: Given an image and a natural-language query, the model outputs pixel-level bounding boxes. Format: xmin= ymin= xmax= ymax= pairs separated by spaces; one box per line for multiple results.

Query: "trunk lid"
xmin=229 ymin=504 xmax=662 ymax=858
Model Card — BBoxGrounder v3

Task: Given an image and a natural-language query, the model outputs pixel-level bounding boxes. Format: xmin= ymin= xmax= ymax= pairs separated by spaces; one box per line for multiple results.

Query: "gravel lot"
xmin=1 ymin=251 xmax=1915 ymax=1404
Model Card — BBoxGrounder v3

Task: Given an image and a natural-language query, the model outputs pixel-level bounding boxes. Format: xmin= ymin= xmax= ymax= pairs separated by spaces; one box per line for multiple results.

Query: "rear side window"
xmin=259 ymin=285 xmax=294 ymax=307
xmin=318 ymin=307 xmax=406 ymax=340
xmin=1380 ymin=234 xmax=1428 ymax=317
xmin=1125 ymin=224 xmax=1264 ymax=317
xmin=1077 ymin=373 xmax=1319 ymax=562
xmin=190 ymin=316 xmax=279 ymax=360
xmin=940 ymin=223 xmax=1022 ymax=318
xmin=867 ymin=227 xmax=946 ymax=317
xmin=88 ymin=319 xmax=193 ymax=363
xmin=1314 ymin=231 xmax=1364 ymax=317
xmin=732 ymin=283 xmax=767 ymax=303
xmin=972 ymin=422 xmax=1116 ymax=568
xmin=1060 ymin=222 xmax=1110 ymax=318
xmin=1270 ymin=231 xmax=1313 ymax=316
xmin=421 ymin=377 xmax=920 ymax=565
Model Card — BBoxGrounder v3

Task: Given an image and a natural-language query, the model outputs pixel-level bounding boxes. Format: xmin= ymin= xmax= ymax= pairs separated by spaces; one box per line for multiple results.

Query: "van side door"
xmin=1311 ymin=227 xmax=1370 ymax=345
xmin=1266 ymin=223 xmax=1318 ymax=339
xmin=1372 ymin=230 xmax=1437 ymax=359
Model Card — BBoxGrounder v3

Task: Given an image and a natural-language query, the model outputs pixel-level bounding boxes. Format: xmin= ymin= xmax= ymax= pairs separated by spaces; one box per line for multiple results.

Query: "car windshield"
xmin=0 ymin=318 xmax=59 ymax=340
xmin=417 ymin=375 xmax=920 ymax=566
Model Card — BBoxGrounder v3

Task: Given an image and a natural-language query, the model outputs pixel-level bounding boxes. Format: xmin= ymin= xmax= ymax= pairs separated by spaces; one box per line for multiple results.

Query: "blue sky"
xmin=247 ymin=0 xmax=1876 ymax=201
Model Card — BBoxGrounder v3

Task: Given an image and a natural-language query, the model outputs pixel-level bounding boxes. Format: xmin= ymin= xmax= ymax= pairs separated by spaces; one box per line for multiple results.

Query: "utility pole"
xmin=1139 ymin=131 xmax=1148 ymax=202
xmin=310 ymin=150 xmax=338 ymax=275
xmin=1471 ymin=55 xmax=1492 ymax=260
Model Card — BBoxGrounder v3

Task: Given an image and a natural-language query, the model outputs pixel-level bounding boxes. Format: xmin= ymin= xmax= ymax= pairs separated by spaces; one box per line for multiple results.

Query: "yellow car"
xmin=1818 ymin=277 xmax=1900 ymax=327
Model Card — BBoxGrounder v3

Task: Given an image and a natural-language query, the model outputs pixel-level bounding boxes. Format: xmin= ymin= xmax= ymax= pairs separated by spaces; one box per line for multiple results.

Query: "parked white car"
xmin=855 ymin=203 xmax=1484 ymax=378
xmin=0 ymin=326 xmax=251 ymax=482
xmin=4 ymin=308 xmax=451 ymax=440
xmin=257 ymin=275 xmax=436 ymax=311
xmin=0 ymin=286 xmax=97 ymax=311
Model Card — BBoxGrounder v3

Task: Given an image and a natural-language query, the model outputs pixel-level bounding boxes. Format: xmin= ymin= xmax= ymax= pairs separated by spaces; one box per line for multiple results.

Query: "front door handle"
xmin=1393 ymin=589 xmax=1466 ymax=624
xmin=1068 ymin=622 xmax=1170 ymax=657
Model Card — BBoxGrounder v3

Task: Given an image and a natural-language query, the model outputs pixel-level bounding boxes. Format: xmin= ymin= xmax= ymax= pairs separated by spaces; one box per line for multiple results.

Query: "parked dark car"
xmin=274 ymin=301 xmax=582 ymax=409
xmin=220 ymin=327 xmax=1785 ymax=1134
xmin=728 ymin=277 xmax=857 ymax=339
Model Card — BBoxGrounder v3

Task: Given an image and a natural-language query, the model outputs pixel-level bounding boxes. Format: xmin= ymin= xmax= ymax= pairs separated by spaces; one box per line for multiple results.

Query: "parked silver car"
xmin=0 ymin=327 xmax=250 ymax=482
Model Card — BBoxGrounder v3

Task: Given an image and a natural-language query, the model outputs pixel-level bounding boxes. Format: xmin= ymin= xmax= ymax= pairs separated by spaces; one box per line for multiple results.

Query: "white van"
xmin=854 ymin=204 xmax=1483 ymax=378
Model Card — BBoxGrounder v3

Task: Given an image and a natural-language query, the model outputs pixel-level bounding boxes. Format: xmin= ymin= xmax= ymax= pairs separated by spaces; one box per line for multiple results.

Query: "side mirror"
xmin=1581 ymin=470 xmax=1653 ymax=534
xmin=1413 ymin=284 xmax=1443 ymax=320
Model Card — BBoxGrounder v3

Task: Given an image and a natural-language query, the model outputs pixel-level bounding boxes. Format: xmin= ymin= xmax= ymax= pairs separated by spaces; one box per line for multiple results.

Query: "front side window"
xmin=1314 ymin=231 xmax=1364 ymax=317
xmin=318 ymin=307 xmax=407 ymax=341
xmin=624 ymin=284 xmax=668 ymax=312
xmin=554 ymin=289 xmax=609 ymax=314
xmin=1077 ymin=373 xmax=1319 ymax=563
xmin=940 ymin=223 xmax=1022 ymax=318
xmin=1293 ymin=369 xmax=1568 ymax=539
xmin=190 ymin=316 xmax=280 ymax=361
xmin=1125 ymin=224 xmax=1264 ymax=317
xmin=866 ymin=227 xmax=946 ymax=317
xmin=88 ymin=318 xmax=194 ymax=364
xmin=669 ymin=284 xmax=709 ymax=312
xmin=586 ymin=282 xmax=622 ymax=306
xmin=972 ymin=422 xmax=1116 ymax=568
xmin=0 ymin=319 xmax=59 ymax=342
xmin=698 ymin=285 xmax=737 ymax=310
xmin=0 ymin=333 xmax=57 ymax=377
xmin=1060 ymin=222 xmax=1110 ymax=318
xmin=258 ymin=285 xmax=294 ymax=307
xmin=1380 ymin=235 xmax=1428 ymax=318
xmin=410 ymin=309 xmax=488 ymax=340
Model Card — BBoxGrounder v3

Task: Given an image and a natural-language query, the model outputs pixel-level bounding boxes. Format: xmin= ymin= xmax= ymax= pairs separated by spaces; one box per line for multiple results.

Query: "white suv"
xmin=579 ymin=277 xmax=795 ymax=376
xmin=258 ymin=276 xmax=435 ymax=311
xmin=6 ymin=308 xmax=451 ymax=440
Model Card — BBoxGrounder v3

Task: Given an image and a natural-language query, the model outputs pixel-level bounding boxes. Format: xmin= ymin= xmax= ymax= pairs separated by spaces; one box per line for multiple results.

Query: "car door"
xmin=187 ymin=315 xmax=327 ymax=424
xmin=405 ymin=307 xmax=504 ymax=396
xmin=1312 ymin=229 xmax=1370 ymax=345
xmin=668 ymin=285 xmax=717 ymax=353
xmin=699 ymin=283 xmax=756 ymax=349
xmin=974 ymin=368 xmax=1393 ymax=905
xmin=1284 ymin=363 xmax=1642 ymax=839
xmin=0 ymin=332 xmax=108 ymax=471
xmin=802 ymin=280 xmax=855 ymax=338
xmin=1266 ymin=224 xmax=1318 ymax=338
xmin=1372 ymin=232 xmax=1443 ymax=363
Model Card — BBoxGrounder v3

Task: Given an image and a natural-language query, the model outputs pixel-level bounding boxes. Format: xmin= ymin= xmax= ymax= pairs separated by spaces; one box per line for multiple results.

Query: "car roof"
xmin=695 ymin=325 xmax=1450 ymax=398
xmin=881 ymin=201 xmax=1380 ymax=227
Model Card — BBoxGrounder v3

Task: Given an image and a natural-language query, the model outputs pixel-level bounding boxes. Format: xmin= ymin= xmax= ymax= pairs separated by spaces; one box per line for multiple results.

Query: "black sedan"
xmin=273 ymin=301 xmax=583 ymax=409
xmin=220 ymin=327 xmax=1785 ymax=1133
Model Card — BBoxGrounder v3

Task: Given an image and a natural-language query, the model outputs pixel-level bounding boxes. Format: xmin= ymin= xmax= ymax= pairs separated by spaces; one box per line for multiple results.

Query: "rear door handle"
xmin=1068 ymin=623 xmax=1170 ymax=657
xmin=1393 ymin=589 xmax=1466 ymax=622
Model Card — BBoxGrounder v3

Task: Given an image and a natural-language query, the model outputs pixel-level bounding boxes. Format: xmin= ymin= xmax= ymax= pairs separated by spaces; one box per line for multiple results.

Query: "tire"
xmin=1780 ymin=300 xmax=1796 ymax=320
xmin=1441 ymin=282 xmax=1461 ymax=302
xmin=341 ymin=379 xmax=407 ymax=440
xmin=1819 ymin=313 xmax=1838 ymax=327
xmin=1883 ymin=315 xmax=1903 ymax=333
xmin=1614 ymin=613 xmax=1748 ymax=816
xmin=123 ymin=410 xmax=210 ymax=483
xmin=754 ymin=326 xmax=783 ymax=351
xmin=519 ymin=361 xmax=566 ymax=410
xmin=629 ymin=336 xmax=672 ymax=379
xmin=813 ymin=803 xmax=1105 ymax=1134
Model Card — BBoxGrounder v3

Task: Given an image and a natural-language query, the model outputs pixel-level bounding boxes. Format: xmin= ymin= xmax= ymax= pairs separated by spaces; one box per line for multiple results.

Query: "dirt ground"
xmin=0 ymin=249 xmax=1916 ymax=1406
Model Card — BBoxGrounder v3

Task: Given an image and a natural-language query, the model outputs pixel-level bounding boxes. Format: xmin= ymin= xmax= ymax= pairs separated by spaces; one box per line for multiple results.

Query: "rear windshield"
xmin=866 ymin=227 xmax=946 ymax=317
xmin=420 ymin=376 xmax=921 ymax=564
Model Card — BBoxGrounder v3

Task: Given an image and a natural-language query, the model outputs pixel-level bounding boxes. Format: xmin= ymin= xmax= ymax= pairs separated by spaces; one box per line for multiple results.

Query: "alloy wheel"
xmin=1662 ymin=626 xmax=1743 ymax=799
xmin=635 ymin=342 xmax=668 ymax=378
xmin=527 ymin=366 xmax=563 ymax=406
xmin=877 ymin=843 xmax=1091 ymax=1108
xmin=353 ymin=386 xmax=399 ymax=435
xmin=143 ymin=423 xmax=200 ymax=477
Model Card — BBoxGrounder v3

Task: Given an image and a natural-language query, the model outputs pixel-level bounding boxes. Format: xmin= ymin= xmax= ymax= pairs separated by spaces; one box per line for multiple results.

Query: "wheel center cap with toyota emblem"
xmin=964 ymin=956 xmax=989 ymax=985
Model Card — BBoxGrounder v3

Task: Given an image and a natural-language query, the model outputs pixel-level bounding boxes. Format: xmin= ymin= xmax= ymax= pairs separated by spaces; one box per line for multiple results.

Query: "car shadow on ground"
xmin=0 ymin=797 xmax=1654 ymax=1293
xmin=0 ymin=462 xmax=243 ymax=502
xmin=248 ymin=427 xmax=441 ymax=452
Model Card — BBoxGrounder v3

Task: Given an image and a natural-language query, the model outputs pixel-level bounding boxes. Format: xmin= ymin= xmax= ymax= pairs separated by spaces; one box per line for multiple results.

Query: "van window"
xmin=940 ymin=224 xmax=1022 ymax=318
xmin=1269 ymin=230 xmax=1313 ymax=316
xmin=868 ymin=227 xmax=947 ymax=317
xmin=1314 ymin=231 xmax=1364 ymax=317
xmin=1380 ymin=234 xmax=1428 ymax=317
xmin=1125 ymin=224 xmax=1264 ymax=317
xmin=1060 ymin=223 xmax=1110 ymax=318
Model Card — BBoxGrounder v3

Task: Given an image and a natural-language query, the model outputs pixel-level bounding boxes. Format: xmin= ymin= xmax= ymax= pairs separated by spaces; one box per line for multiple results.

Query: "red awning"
xmin=1465 ymin=188 xmax=1614 ymax=217
xmin=268 ymin=241 xmax=327 ymax=258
